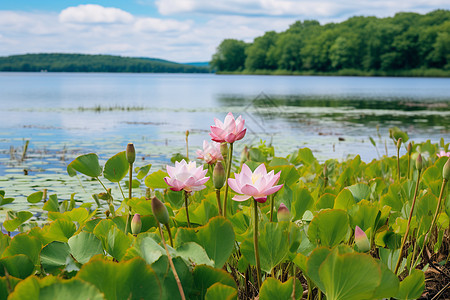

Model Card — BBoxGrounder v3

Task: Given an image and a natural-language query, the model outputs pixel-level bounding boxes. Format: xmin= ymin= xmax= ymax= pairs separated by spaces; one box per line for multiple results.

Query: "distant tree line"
xmin=0 ymin=53 xmax=210 ymax=73
xmin=210 ymin=10 xmax=450 ymax=75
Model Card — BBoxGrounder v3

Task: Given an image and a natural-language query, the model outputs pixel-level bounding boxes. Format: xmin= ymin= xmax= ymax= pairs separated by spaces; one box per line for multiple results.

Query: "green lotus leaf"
xmin=316 ymin=193 xmax=335 ymax=210
xmin=76 ymin=256 xmax=162 ymax=300
xmin=334 ymin=188 xmax=356 ymax=210
xmin=43 ymin=194 xmax=59 ymax=212
xmin=175 ymin=216 xmax=235 ymax=268
xmin=193 ymin=265 xmax=236 ymax=300
xmin=259 ymin=277 xmax=303 ymax=300
xmin=40 ymin=241 xmax=71 ymax=273
xmin=319 ymin=249 xmax=382 ymax=300
xmin=395 ymin=269 xmax=425 ymax=300
xmin=27 ymin=191 xmax=43 ymax=203
xmin=240 ymin=222 xmax=289 ymax=273
xmin=291 ymin=186 xmax=314 ymax=221
xmin=347 ymin=183 xmax=370 ymax=203
xmin=145 ymin=169 xmax=169 ymax=189
xmin=0 ymin=276 xmax=21 ymax=300
xmin=2 ymin=233 xmax=42 ymax=267
xmin=41 ymin=219 xmax=77 ymax=244
xmin=102 ymin=226 xmax=132 ymax=261
xmin=3 ymin=211 xmax=33 ymax=232
xmin=269 ymin=165 xmax=300 ymax=187
xmin=372 ymin=260 xmax=399 ymax=299
xmin=9 ymin=276 xmax=104 ymax=300
xmin=67 ymin=153 xmax=102 ymax=178
xmin=0 ymin=254 xmax=34 ymax=279
xmin=205 ymin=282 xmax=237 ymax=300
xmin=308 ymin=209 xmax=349 ymax=247
xmin=348 ymin=200 xmax=379 ymax=231
xmin=0 ymin=194 xmax=14 ymax=206
xmin=151 ymin=255 xmax=193 ymax=300
xmin=103 ymin=151 xmax=129 ymax=183
xmin=136 ymin=164 xmax=152 ymax=180
xmin=68 ymin=232 xmax=104 ymax=264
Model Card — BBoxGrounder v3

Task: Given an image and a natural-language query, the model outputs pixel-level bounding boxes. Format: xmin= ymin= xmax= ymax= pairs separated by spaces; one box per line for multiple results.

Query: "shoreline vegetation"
xmin=216 ymin=68 xmax=450 ymax=77
xmin=0 ymin=53 xmax=210 ymax=73
xmin=211 ymin=10 xmax=450 ymax=78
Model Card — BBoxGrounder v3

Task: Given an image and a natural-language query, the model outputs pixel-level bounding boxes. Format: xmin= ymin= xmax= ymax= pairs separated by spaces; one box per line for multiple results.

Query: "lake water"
xmin=0 ymin=72 xmax=449 ymax=205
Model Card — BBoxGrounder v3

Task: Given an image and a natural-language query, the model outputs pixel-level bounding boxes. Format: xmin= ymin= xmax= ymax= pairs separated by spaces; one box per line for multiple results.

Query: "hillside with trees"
xmin=0 ymin=53 xmax=210 ymax=73
xmin=210 ymin=10 xmax=450 ymax=76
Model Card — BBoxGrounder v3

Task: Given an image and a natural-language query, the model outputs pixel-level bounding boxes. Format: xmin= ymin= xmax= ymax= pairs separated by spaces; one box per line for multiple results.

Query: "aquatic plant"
xmin=0 ymin=118 xmax=449 ymax=299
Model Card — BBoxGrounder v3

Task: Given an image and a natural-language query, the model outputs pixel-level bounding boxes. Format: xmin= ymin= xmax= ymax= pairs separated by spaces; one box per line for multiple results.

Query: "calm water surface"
xmin=0 ymin=72 xmax=449 ymax=203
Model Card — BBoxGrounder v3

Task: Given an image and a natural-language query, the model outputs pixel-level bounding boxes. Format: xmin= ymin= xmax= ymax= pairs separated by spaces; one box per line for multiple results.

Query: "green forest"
xmin=210 ymin=10 xmax=450 ymax=76
xmin=0 ymin=53 xmax=209 ymax=73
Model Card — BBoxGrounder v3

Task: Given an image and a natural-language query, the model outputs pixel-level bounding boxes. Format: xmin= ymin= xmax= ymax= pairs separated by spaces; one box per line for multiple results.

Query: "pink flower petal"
xmin=254 ymin=163 xmax=267 ymax=175
xmin=240 ymin=184 xmax=260 ymax=196
xmin=232 ymin=195 xmax=251 ymax=201
xmin=262 ymin=184 xmax=284 ymax=195
xmin=235 ymin=128 xmax=246 ymax=141
xmin=228 ymin=178 xmax=242 ymax=194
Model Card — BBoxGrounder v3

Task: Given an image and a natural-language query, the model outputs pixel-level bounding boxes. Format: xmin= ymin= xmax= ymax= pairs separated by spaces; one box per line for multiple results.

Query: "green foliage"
xmin=0 ymin=136 xmax=446 ymax=299
xmin=211 ymin=10 xmax=450 ymax=75
xmin=0 ymin=53 xmax=210 ymax=73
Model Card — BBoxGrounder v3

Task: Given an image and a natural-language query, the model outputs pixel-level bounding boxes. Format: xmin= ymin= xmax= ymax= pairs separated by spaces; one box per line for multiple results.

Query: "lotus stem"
xmin=396 ymin=139 xmax=401 ymax=182
xmin=96 ymin=177 xmax=115 ymax=217
xmin=394 ymin=168 xmax=421 ymax=275
xmin=429 ymin=179 xmax=448 ymax=238
xmin=165 ymin=223 xmax=174 ymax=248
xmin=270 ymin=194 xmax=274 ymax=222
xmin=407 ymin=152 xmax=411 ymax=180
xmin=223 ymin=142 xmax=234 ymax=218
xmin=216 ymin=189 xmax=223 ymax=216
xmin=159 ymin=226 xmax=186 ymax=300
xmin=21 ymin=140 xmax=29 ymax=162
xmin=253 ymin=198 xmax=262 ymax=289
xmin=184 ymin=190 xmax=191 ymax=228
xmin=125 ymin=162 xmax=133 ymax=234
xmin=185 ymin=130 xmax=189 ymax=159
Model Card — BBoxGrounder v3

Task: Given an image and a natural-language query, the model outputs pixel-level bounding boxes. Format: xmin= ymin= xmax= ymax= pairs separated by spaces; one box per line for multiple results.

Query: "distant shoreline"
xmin=216 ymin=68 xmax=450 ymax=78
xmin=0 ymin=53 xmax=211 ymax=74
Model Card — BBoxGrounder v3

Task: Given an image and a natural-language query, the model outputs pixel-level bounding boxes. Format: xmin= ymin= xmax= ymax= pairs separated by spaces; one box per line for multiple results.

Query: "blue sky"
xmin=1 ymin=0 xmax=449 ymax=62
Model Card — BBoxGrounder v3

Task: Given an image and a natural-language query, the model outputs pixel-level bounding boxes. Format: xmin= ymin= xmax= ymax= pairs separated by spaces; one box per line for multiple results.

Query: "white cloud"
xmin=59 ymin=4 xmax=134 ymax=24
xmin=134 ymin=18 xmax=192 ymax=33
xmin=0 ymin=2 xmax=449 ymax=62
xmin=155 ymin=0 xmax=450 ymax=21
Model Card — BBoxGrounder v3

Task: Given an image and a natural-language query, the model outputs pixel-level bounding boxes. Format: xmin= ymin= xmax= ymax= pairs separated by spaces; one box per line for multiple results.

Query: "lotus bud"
xmin=407 ymin=142 xmax=412 ymax=155
xmin=126 ymin=143 xmax=136 ymax=164
xmin=151 ymin=196 xmax=169 ymax=225
xmin=109 ymin=204 xmax=115 ymax=214
xmin=277 ymin=203 xmax=290 ymax=222
xmin=443 ymin=158 xmax=450 ymax=181
xmin=131 ymin=214 xmax=142 ymax=235
xmin=240 ymin=146 xmax=249 ymax=163
xmin=220 ymin=143 xmax=228 ymax=159
xmin=185 ymin=130 xmax=189 ymax=138
xmin=416 ymin=153 xmax=423 ymax=171
xmin=355 ymin=226 xmax=370 ymax=252
xmin=213 ymin=161 xmax=226 ymax=189
xmin=397 ymin=138 xmax=402 ymax=149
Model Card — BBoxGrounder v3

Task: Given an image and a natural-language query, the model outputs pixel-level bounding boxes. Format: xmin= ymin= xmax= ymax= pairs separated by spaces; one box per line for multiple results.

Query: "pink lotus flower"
xmin=228 ymin=163 xmax=283 ymax=203
xmin=210 ymin=112 xmax=246 ymax=143
xmin=164 ymin=160 xmax=209 ymax=192
xmin=437 ymin=150 xmax=450 ymax=158
xmin=196 ymin=140 xmax=223 ymax=164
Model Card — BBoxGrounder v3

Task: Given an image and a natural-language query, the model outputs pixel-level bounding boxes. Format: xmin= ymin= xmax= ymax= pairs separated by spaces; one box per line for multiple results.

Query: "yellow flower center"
xmin=251 ymin=173 xmax=261 ymax=184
